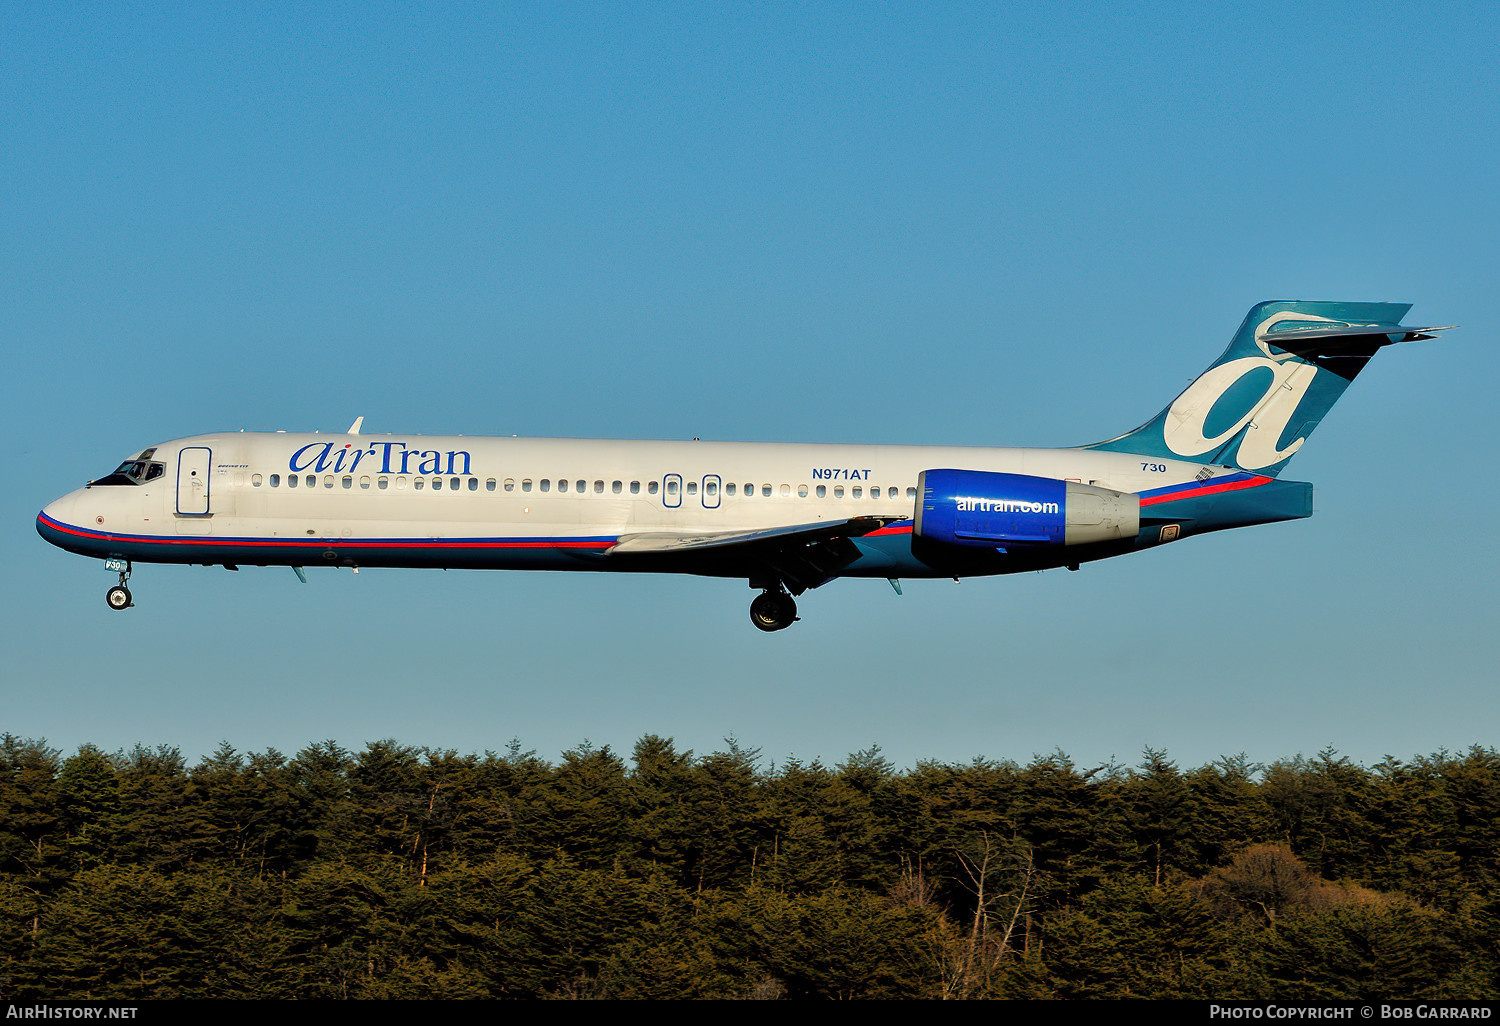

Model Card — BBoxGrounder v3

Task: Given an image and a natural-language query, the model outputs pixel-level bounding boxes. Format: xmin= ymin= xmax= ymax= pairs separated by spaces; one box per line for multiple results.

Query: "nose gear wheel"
xmin=105 ymin=562 xmax=134 ymax=610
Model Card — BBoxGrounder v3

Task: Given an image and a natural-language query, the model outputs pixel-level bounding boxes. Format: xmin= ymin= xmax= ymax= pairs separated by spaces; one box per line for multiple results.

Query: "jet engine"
xmin=914 ymin=469 xmax=1139 ymax=548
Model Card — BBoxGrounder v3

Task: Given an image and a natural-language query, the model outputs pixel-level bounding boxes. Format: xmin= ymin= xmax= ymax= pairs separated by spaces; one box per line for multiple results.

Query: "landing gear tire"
xmin=750 ymin=591 xmax=797 ymax=632
xmin=106 ymin=585 xmax=132 ymax=611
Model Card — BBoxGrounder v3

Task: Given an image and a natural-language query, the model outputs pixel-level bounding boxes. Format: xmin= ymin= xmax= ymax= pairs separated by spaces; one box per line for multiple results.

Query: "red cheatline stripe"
xmin=37 ymin=514 xmax=615 ymax=550
xmin=1138 ymin=475 xmax=1271 ymax=507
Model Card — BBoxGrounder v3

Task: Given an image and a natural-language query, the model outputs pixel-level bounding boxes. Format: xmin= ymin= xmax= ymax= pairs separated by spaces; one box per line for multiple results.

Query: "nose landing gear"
xmin=105 ymin=560 xmax=133 ymax=611
xmin=749 ymin=589 xmax=798 ymax=632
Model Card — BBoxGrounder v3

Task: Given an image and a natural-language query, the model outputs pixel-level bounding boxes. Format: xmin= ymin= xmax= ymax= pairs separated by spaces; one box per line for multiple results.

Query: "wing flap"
xmin=607 ymin=515 xmax=906 ymax=593
xmin=607 ymin=515 xmax=902 ymax=555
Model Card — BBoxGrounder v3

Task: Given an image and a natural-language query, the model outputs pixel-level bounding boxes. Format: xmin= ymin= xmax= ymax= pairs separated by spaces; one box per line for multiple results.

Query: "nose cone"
xmin=41 ymin=490 xmax=75 ymax=521
xmin=37 ymin=490 xmax=95 ymax=555
xmin=39 ymin=491 xmax=76 ymax=532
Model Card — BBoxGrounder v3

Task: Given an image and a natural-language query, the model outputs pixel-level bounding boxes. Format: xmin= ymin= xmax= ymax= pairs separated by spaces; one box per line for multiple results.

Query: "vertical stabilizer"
xmin=1085 ymin=301 xmax=1446 ymax=477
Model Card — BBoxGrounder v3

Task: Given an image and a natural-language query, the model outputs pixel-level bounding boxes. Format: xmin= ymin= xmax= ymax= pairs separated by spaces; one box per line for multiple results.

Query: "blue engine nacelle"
xmin=914 ymin=469 xmax=1140 ymax=548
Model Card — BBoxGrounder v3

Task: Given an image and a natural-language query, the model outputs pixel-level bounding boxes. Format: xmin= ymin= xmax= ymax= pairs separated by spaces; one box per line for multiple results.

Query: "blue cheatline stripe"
xmin=36 ymin=512 xmax=620 ymax=552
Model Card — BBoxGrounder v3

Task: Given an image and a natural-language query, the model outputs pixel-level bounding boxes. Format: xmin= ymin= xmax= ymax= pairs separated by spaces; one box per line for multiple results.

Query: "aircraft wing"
xmin=607 ymin=515 xmax=905 ymax=593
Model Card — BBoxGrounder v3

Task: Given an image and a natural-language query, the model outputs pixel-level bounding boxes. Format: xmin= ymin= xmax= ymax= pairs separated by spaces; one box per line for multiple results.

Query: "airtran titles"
xmin=289 ymin=441 xmax=473 ymax=477
xmin=953 ymin=496 xmax=1061 ymax=515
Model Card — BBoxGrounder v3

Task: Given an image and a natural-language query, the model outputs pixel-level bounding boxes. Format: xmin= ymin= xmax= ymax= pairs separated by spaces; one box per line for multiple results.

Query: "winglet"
xmin=347 ymin=416 xmax=364 ymax=435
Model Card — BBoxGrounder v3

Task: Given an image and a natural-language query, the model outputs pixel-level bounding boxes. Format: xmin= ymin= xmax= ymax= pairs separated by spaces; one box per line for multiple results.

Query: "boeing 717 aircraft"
xmin=38 ymin=301 xmax=1447 ymax=631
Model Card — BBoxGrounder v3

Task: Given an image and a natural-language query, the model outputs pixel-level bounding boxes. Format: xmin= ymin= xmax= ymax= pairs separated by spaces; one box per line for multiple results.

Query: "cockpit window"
xmin=90 ymin=457 xmax=166 ymax=487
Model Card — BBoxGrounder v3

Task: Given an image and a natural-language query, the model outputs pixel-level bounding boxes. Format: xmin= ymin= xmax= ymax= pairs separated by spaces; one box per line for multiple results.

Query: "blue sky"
xmin=4 ymin=3 xmax=1496 ymax=774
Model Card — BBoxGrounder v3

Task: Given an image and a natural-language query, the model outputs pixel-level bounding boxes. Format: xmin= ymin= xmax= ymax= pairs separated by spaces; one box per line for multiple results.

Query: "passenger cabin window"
xmin=270 ymin=474 xmax=281 ymax=487
xmin=557 ymin=479 xmax=568 ymax=493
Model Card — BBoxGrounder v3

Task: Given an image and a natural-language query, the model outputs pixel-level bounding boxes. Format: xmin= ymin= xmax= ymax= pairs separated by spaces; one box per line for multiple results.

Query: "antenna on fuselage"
xmin=347 ymin=416 xmax=364 ymax=435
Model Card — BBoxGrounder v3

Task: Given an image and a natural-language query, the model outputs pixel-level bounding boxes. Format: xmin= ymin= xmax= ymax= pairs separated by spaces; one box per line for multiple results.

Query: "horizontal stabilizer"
xmin=1263 ymin=322 xmax=1454 ymax=357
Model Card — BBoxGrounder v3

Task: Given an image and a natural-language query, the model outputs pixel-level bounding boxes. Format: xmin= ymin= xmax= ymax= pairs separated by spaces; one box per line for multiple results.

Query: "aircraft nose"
xmin=37 ymin=490 xmax=87 ymax=546
xmin=40 ymin=491 xmax=79 ymax=526
xmin=37 ymin=489 xmax=111 ymax=557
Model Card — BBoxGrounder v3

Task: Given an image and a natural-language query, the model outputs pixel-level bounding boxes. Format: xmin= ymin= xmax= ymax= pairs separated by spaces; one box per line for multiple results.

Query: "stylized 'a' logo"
xmin=1162 ymin=357 xmax=1316 ymax=469
xmin=1157 ymin=311 xmax=1344 ymax=471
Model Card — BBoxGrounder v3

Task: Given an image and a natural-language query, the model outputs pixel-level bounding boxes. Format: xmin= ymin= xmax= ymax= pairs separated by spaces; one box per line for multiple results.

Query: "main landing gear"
xmin=749 ymin=589 xmax=798 ymax=633
xmin=105 ymin=560 xmax=133 ymax=611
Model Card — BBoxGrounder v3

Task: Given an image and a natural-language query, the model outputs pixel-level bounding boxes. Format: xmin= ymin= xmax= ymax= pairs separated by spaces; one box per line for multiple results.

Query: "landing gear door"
xmin=176 ymin=447 xmax=212 ymax=515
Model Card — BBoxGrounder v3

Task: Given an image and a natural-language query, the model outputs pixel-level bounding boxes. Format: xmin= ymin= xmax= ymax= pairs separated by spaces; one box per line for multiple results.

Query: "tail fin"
xmin=1085 ymin=300 xmax=1450 ymax=477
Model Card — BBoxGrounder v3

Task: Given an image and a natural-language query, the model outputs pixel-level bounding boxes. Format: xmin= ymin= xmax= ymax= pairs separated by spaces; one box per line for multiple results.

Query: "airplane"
xmin=37 ymin=301 xmax=1448 ymax=631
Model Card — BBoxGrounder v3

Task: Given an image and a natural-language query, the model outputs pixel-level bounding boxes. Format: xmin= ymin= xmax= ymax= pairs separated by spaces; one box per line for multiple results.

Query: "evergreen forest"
xmin=2 ymin=733 xmax=1498 ymax=1000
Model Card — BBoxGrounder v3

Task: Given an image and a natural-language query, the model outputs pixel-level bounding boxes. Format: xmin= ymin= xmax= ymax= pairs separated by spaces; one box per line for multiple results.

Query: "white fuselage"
xmin=39 ymin=431 xmax=1204 ymax=580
